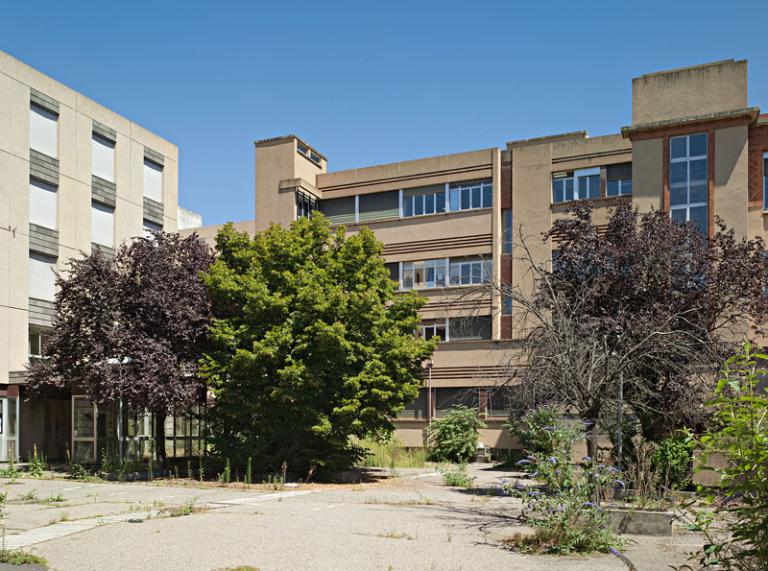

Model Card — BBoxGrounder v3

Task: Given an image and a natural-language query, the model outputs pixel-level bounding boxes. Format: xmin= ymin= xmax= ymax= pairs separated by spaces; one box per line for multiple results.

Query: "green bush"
xmin=692 ymin=344 xmax=768 ymax=569
xmin=505 ymin=454 xmax=624 ymax=554
xmin=652 ymin=436 xmax=692 ymax=491
xmin=427 ymin=406 xmax=486 ymax=464
xmin=442 ymin=468 xmax=474 ymax=488
xmin=507 ymin=406 xmax=580 ymax=460
xmin=0 ymin=549 xmax=48 ymax=567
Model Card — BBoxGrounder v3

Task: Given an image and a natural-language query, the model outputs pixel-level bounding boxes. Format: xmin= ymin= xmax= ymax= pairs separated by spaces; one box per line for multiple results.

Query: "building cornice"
xmin=621 ymin=107 xmax=761 ymax=139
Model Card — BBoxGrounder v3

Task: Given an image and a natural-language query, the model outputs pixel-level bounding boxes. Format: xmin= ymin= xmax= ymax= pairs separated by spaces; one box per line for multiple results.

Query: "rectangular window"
xmin=399 ymin=389 xmax=428 ymax=420
xmin=92 ymin=133 xmax=115 ymax=182
xmin=320 ymin=196 xmax=356 ymax=225
xmin=419 ymin=319 xmax=448 ymax=342
xmin=29 ymin=104 xmax=58 ymax=158
xmin=575 ymin=167 xmax=600 ymax=200
xmin=487 ymin=389 xmax=512 ymax=418
xmin=28 ymin=327 xmax=51 ymax=357
xmin=502 ymin=209 xmax=512 ymax=254
xmin=502 ymin=294 xmax=513 ymax=316
xmin=553 ymin=168 xmax=601 ymax=203
xmin=29 ymin=253 xmax=56 ymax=301
xmin=91 ymin=202 xmax=115 ymax=247
xmin=606 ymin=163 xmax=632 ymax=197
xmin=448 ymin=257 xmax=492 ymax=286
xmin=143 ymin=159 xmax=163 ymax=202
xmin=402 ymin=185 xmax=445 ymax=218
xmin=358 ymin=190 xmax=399 ymax=222
xmin=448 ymin=316 xmax=492 ymax=341
xmin=384 ymin=262 xmax=400 ymax=284
xmin=296 ymin=190 xmax=318 ymax=219
xmin=401 ymin=259 xmax=447 ymax=290
xmin=143 ymin=219 xmax=162 ymax=239
xmin=670 ymin=132 xmax=708 ymax=234
xmin=447 ymin=180 xmax=492 ymax=212
xmin=763 ymin=152 xmax=768 ymax=211
xmin=434 ymin=388 xmax=480 ymax=418
xmin=29 ymin=180 xmax=57 ymax=229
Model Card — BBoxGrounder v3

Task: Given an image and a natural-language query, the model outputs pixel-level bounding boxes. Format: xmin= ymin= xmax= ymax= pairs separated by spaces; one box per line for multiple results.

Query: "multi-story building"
xmin=185 ymin=58 xmax=768 ymax=454
xmin=0 ymin=51 xmax=181 ymax=462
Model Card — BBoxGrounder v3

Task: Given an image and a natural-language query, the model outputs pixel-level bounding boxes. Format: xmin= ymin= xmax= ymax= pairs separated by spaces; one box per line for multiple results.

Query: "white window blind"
xmin=29 ymin=180 xmax=57 ymax=229
xmin=29 ymin=105 xmax=58 ymax=158
xmin=29 ymin=253 xmax=56 ymax=301
xmin=91 ymin=203 xmax=114 ymax=247
xmin=92 ymin=134 xmax=115 ymax=182
xmin=143 ymin=159 xmax=163 ymax=202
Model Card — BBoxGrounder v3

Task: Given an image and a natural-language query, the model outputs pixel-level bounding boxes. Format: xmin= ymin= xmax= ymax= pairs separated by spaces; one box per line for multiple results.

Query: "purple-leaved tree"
xmin=29 ymin=232 xmax=213 ymax=468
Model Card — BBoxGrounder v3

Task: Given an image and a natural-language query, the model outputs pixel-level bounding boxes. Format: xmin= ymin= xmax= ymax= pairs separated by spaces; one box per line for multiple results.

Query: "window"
xmin=320 ymin=196 xmax=356 ymax=225
xmin=29 ymin=104 xmax=57 ymax=158
xmin=419 ymin=320 xmax=447 ymax=342
xmin=607 ymin=163 xmax=632 ymax=197
xmin=502 ymin=209 xmax=512 ymax=254
xmin=29 ymin=180 xmax=57 ymax=229
xmin=29 ymin=253 xmax=56 ymax=301
xmin=28 ymin=328 xmax=51 ymax=357
xmin=670 ymin=133 xmax=708 ymax=234
xmin=296 ymin=190 xmax=318 ymax=219
xmin=502 ymin=294 xmax=513 ymax=316
xmin=384 ymin=262 xmax=400 ymax=284
xmin=297 ymin=142 xmax=322 ymax=165
xmin=487 ymin=389 xmax=512 ymax=418
xmin=400 ymin=389 xmax=428 ymax=420
xmin=553 ymin=168 xmax=600 ymax=204
xmin=143 ymin=219 xmax=162 ymax=239
xmin=448 ymin=316 xmax=492 ymax=341
xmin=91 ymin=203 xmax=114 ymax=247
xmin=763 ymin=152 xmax=768 ymax=211
xmin=434 ymin=388 xmax=480 ymax=418
xmin=448 ymin=180 xmax=492 ymax=212
xmin=402 ymin=186 xmax=446 ymax=217
xmin=143 ymin=159 xmax=163 ymax=202
xmin=359 ymin=191 xmax=399 ymax=222
xmin=449 ymin=257 xmax=492 ymax=286
xmin=401 ymin=259 xmax=447 ymax=290
xmin=92 ymin=133 xmax=115 ymax=182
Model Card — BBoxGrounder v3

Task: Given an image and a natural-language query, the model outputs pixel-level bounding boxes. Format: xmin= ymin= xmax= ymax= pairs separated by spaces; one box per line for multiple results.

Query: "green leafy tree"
xmin=202 ymin=216 xmax=435 ymax=473
xmin=427 ymin=405 xmax=486 ymax=464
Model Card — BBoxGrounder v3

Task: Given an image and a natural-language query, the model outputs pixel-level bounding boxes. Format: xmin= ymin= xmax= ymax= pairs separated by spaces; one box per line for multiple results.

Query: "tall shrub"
xmin=427 ymin=405 xmax=486 ymax=464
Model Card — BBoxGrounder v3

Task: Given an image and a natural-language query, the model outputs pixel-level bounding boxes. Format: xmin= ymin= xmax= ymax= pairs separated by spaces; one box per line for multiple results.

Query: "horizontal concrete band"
xmin=29 ymin=224 xmax=59 ymax=257
xmin=29 ymin=298 xmax=55 ymax=327
xmin=30 ymin=88 xmax=60 ymax=114
xmin=8 ymin=370 xmax=28 ymax=384
xmin=91 ymin=175 xmax=117 ymax=207
xmin=30 ymin=150 xmax=59 ymax=186
xmin=143 ymin=146 xmax=164 ymax=166
xmin=91 ymin=243 xmax=115 ymax=259
xmin=92 ymin=120 xmax=117 ymax=142
xmin=143 ymin=197 xmax=164 ymax=225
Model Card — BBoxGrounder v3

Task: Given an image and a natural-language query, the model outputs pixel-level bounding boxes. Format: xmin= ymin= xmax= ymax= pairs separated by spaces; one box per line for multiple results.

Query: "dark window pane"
xmin=607 ymin=180 xmax=619 ymax=197
xmin=670 ymin=162 xmax=687 ymax=186
xmin=671 ymin=136 xmax=687 ymax=159
xmin=689 ymin=181 xmax=708 ymax=204
xmin=689 ymin=158 xmax=707 ymax=183
xmin=436 ymin=192 xmax=445 ymax=213
xmin=472 ymin=186 xmax=481 ymax=208
xmin=472 ymin=263 xmax=481 ymax=283
xmin=482 ymin=184 xmax=492 ymax=207
xmin=670 ymin=186 xmax=687 ymax=206
xmin=415 ymin=196 xmax=423 ymax=216
xmin=588 ymin=175 xmax=599 ymax=199
xmin=689 ymin=133 xmax=707 ymax=157
xmin=553 ymin=180 xmax=563 ymax=203
xmin=403 ymin=196 xmax=413 ymax=217
xmin=690 ymin=205 xmax=708 ymax=234
xmin=425 ymin=193 xmax=435 ymax=214
xmin=671 ymin=208 xmax=687 ymax=224
xmin=622 ymin=179 xmax=632 ymax=195
xmin=565 ymin=178 xmax=574 ymax=199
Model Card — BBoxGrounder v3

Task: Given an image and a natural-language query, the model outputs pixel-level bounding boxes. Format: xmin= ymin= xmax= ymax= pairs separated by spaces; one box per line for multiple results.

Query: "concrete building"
xmin=185 ymin=58 xmax=768 ymax=454
xmin=0 ymin=51 xmax=181 ymax=462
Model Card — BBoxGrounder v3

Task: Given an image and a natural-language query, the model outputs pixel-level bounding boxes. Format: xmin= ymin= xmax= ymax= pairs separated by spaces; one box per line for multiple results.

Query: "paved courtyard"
xmin=0 ymin=465 xmax=704 ymax=571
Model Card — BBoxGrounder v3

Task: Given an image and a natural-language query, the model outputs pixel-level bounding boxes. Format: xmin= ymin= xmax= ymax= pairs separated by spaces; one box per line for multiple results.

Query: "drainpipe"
xmin=426 ymin=359 xmax=434 ymax=426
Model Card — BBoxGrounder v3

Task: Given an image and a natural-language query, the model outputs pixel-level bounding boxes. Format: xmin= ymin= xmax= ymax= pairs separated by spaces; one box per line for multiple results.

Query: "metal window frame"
xmin=669 ymin=133 xmax=708 ymax=228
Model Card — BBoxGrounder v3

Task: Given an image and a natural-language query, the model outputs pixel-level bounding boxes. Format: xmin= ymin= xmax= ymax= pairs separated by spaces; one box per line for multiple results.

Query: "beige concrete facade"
xmin=183 ymin=58 xmax=768 ymax=452
xmin=0 ymin=51 xmax=180 ymax=460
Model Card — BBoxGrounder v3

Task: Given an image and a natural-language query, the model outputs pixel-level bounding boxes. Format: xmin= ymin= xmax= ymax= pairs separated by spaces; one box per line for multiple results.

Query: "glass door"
xmin=0 ymin=398 xmax=18 ymax=462
xmin=72 ymin=396 xmax=97 ymax=464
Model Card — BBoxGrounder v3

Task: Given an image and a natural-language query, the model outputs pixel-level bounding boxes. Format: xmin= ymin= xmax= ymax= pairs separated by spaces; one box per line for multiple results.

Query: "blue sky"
xmin=2 ymin=0 xmax=766 ymax=225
